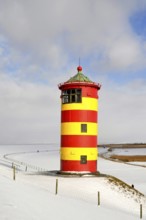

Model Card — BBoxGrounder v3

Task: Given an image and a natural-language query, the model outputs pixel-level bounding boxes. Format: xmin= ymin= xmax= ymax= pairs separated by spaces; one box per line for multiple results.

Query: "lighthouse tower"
xmin=58 ymin=66 xmax=101 ymax=173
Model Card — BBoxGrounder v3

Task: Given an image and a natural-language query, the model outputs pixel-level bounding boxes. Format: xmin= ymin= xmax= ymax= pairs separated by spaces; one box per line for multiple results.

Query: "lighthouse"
xmin=58 ymin=66 xmax=101 ymax=173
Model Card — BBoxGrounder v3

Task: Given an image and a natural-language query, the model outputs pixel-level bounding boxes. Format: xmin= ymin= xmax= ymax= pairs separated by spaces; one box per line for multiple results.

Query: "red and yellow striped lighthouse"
xmin=58 ymin=66 xmax=101 ymax=173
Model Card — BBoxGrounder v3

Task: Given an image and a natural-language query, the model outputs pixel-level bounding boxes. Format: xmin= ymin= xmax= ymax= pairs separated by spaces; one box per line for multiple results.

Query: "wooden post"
xmin=13 ymin=166 xmax=16 ymax=181
xmin=55 ymin=179 xmax=58 ymax=195
xmin=140 ymin=204 xmax=142 ymax=219
xmin=97 ymin=191 xmax=100 ymax=206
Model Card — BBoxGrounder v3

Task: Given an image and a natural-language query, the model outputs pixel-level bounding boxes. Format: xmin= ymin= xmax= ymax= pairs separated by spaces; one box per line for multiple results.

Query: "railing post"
xmin=140 ymin=204 xmax=142 ymax=219
xmin=97 ymin=191 xmax=100 ymax=206
xmin=13 ymin=166 xmax=16 ymax=181
xmin=55 ymin=179 xmax=58 ymax=195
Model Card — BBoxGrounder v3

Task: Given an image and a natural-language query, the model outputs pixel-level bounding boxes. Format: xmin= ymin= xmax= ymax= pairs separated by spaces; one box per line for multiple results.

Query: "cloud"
xmin=0 ymin=71 xmax=146 ymax=144
xmin=0 ymin=74 xmax=60 ymax=144
xmin=0 ymin=0 xmax=146 ymax=144
xmin=0 ymin=0 xmax=146 ymax=71
xmin=99 ymin=79 xmax=146 ymax=143
xmin=107 ymin=35 xmax=143 ymax=70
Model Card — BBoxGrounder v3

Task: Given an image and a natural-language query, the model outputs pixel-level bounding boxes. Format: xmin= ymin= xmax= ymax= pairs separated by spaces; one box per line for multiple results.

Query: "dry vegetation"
xmin=99 ymin=143 xmax=146 ymax=149
xmin=99 ymin=143 xmax=146 ymax=162
xmin=107 ymin=176 xmax=145 ymax=203
xmin=110 ymin=155 xmax=146 ymax=162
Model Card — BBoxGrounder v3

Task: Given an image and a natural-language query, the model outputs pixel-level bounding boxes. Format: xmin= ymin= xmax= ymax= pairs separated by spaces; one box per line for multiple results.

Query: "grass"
xmin=107 ymin=175 xmax=145 ymax=203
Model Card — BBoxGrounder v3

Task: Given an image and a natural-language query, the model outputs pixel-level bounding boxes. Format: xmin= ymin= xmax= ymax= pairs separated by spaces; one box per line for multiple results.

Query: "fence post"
xmin=140 ymin=204 xmax=142 ymax=219
xmin=13 ymin=166 xmax=16 ymax=181
xmin=55 ymin=179 xmax=58 ymax=195
xmin=97 ymin=191 xmax=100 ymax=206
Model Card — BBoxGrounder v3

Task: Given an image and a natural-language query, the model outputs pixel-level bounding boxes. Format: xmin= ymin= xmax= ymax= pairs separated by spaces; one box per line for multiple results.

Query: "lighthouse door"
xmin=80 ymin=155 xmax=87 ymax=164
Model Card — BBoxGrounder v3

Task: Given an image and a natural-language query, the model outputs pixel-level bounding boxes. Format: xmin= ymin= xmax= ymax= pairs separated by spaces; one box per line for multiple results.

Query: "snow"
xmin=0 ymin=144 xmax=146 ymax=219
xmin=109 ymin=148 xmax=146 ymax=156
xmin=128 ymin=161 xmax=146 ymax=166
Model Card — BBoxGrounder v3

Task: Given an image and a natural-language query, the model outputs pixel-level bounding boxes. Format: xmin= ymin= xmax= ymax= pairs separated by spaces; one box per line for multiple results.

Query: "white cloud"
xmin=99 ymin=79 xmax=146 ymax=143
xmin=0 ymin=0 xmax=146 ymax=144
xmin=0 ymin=74 xmax=60 ymax=144
xmin=0 ymin=72 xmax=146 ymax=144
xmin=107 ymin=35 xmax=143 ymax=70
xmin=0 ymin=0 xmax=146 ymax=70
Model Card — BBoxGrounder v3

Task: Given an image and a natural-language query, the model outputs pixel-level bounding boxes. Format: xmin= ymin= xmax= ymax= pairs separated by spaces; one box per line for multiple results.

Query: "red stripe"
xmin=59 ymin=85 xmax=98 ymax=98
xmin=61 ymin=160 xmax=97 ymax=172
xmin=59 ymin=83 xmax=100 ymax=96
xmin=61 ymin=135 xmax=97 ymax=147
xmin=82 ymin=87 xmax=98 ymax=98
xmin=61 ymin=110 xmax=97 ymax=122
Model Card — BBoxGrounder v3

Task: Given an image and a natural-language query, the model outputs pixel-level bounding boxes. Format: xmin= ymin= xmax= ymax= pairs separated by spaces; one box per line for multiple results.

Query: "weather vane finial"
xmin=77 ymin=57 xmax=82 ymax=72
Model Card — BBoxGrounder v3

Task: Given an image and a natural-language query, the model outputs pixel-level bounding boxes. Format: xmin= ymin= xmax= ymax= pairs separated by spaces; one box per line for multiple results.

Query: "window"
xmin=80 ymin=155 xmax=87 ymax=164
xmin=62 ymin=89 xmax=82 ymax=104
xmin=81 ymin=124 xmax=87 ymax=133
xmin=62 ymin=95 xmax=69 ymax=103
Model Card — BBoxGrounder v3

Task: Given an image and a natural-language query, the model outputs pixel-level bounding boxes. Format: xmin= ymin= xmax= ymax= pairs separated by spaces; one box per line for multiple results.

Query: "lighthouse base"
xmin=56 ymin=170 xmax=101 ymax=177
xmin=61 ymin=160 xmax=97 ymax=173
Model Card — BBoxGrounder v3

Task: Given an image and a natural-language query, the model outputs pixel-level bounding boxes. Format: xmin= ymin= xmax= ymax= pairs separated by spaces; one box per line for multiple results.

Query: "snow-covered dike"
xmin=0 ymin=144 xmax=146 ymax=220
xmin=0 ymin=173 xmax=139 ymax=220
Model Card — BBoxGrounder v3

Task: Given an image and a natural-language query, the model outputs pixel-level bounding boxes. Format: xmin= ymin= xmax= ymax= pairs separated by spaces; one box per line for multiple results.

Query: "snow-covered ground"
xmin=0 ymin=144 xmax=146 ymax=220
xmin=99 ymin=146 xmax=146 ymax=173
xmin=108 ymin=148 xmax=146 ymax=156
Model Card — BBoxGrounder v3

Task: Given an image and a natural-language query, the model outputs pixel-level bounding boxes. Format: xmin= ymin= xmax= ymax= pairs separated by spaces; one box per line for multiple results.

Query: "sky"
xmin=0 ymin=0 xmax=146 ymax=144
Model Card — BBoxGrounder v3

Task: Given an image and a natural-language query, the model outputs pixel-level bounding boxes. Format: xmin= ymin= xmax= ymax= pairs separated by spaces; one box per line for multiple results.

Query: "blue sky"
xmin=130 ymin=9 xmax=146 ymax=39
xmin=0 ymin=0 xmax=146 ymax=144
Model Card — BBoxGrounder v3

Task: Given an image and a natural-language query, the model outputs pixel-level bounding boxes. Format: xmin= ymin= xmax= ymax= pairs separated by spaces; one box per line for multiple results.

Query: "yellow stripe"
xmin=61 ymin=147 xmax=98 ymax=160
xmin=61 ymin=97 xmax=98 ymax=111
xmin=61 ymin=122 xmax=98 ymax=135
